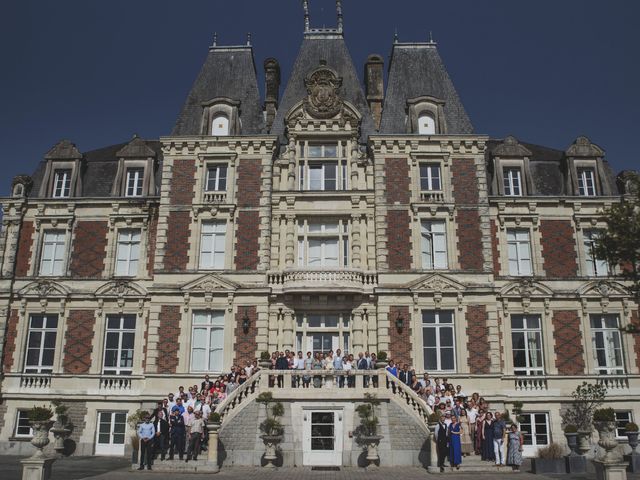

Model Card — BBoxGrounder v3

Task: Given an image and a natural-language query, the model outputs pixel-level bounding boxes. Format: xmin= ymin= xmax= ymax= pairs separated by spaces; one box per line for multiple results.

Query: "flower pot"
xmin=259 ymin=360 xmax=272 ymax=370
xmin=577 ymin=430 xmax=591 ymax=455
xmin=29 ymin=420 xmax=53 ymax=456
xmin=50 ymin=425 xmax=71 ymax=454
xmin=531 ymin=458 xmax=566 ymax=474
xmin=260 ymin=434 xmax=282 ymax=468
xmin=374 ymin=361 xmax=388 ymax=369
xmin=594 ymin=421 xmax=619 ymax=463
xmin=358 ymin=435 xmax=383 ymax=467
xmin=626 ymin=431 xmax=639 ymax=454
xmin=564 ymin=432 xmax=579 ymax=456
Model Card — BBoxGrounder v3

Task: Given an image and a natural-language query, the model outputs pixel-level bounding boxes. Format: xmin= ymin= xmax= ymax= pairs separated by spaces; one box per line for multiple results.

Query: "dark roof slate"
xmin=271 ymin=35 xmax=375 ymax=143
xmin=380 ymin=43 xmax=473 ymax=135
xmin=172 ymin=46 xmax=264 ymax=136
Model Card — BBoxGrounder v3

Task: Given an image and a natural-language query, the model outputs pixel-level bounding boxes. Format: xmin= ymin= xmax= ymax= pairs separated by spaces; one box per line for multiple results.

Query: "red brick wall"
xmin=552 ymin=310 xmax=585 ymax=375
xmin=540 ymin=220 xmax=578 ymax=278
xmin=235 ymin=211 xmax=260 ymax=270
xmin=2 ymin=310 xmax=19 ymax=372
xmin=388 ymin=306 xmax=411 ymax=366
xmin=146 ymin=210 xmax=158 ymax=276
xmin=63 ymin=310 xmax=96 ymax=374
xmin=233 ymin=306 xmax=258 ymax=366
xmin=14 ymin=221 xmax=35 ymax=277
xmin=466 ymin=305 xmax=491 ymax=374
xmin=169 ymin=159 xmax=196 ymax=205
xmin=456 ymin=210 xmax=484 ymax=271
xmin=163 ymin=211 xmax=191 ymax=271
xmin=451 ymin=158 xmax=479 ymax=205
xmin=490 ymin=219 xmax=501 ymax=275
xmin=384 ymin=158 xmax=410 ymax=204
xmin=157 ymin=305 xmax=181 ymax=374
xmin=69 ymin=221 xmax=108 ymax=278
xmin=236 ymin=159 xmax=262 ymax=208
xmin=631 ymin=309 xmax=640 ymax=370
xmin=386 ymin=210 xmax=412 ymax=270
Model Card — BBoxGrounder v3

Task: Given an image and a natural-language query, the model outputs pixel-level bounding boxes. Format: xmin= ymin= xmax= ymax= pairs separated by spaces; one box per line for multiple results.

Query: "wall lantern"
xmin=242 ymin=308 xmax=250 ymax=333
xmin=395 ymin=312 xmax=404 ymax=332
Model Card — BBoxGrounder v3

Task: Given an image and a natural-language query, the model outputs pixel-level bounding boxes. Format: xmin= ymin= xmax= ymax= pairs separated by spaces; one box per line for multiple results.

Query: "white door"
xmin=303 ymin=410 xmax=343 ymax=466
xmin=520 ymin=412 xmax=550 ymax=457
xmin=95 ymin=411 xmax=127 ymax=456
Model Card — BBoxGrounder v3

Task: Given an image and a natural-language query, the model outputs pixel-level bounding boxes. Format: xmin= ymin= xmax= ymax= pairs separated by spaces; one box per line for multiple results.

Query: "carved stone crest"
xmin=303 ymin=66 xmax=343 ymax=119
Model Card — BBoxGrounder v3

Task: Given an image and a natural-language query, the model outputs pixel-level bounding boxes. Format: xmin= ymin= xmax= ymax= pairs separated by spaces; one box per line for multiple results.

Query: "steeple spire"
xmin=303 ymin=0 xmax=310 ymax=33
xmin=336 ymin=0 xmax=343 ymax=33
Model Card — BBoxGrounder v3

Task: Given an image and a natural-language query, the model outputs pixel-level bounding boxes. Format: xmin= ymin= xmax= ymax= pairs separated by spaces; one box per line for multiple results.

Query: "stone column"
xmin=283 ymin=309 xmax=294 ymax=350
xmin=351 ymin=214 xmax=361 ymax=268
xmin=284 ymin=214 xmax=295 ymax=268
xmin=352 ymin=310 xmax=364 ymax=352
xmin=287 ymin=138 xmax=296 ymax=190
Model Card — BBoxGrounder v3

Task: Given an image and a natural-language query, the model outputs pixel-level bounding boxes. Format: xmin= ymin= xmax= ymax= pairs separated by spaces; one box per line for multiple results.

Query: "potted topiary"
xmin=27 ymin=405 xmax=54 ymax=456
xmin=592 ymin=408 xmax=619 ymax=462
xmin=531 ymin=442 xmax=566 ymax=474
xmin=354 ymin=393 xmax=383 ymax=469
xmin=564 ymin=425 xmax=579 ymax=456
xmin=374 ymin=351 xmax=388 ymax=369
xmin=259 ymin=351 xmax=272 ymax=369
xmin=256 ymin=392 xmax=284 ymax=468
xmin=561 ymin=382 xmax=607 ymax=455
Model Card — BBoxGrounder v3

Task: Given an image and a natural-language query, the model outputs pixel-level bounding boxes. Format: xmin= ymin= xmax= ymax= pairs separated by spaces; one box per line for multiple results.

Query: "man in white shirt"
xmin=334 ymin=349 xmax=344 ymax=388
xmin=294 ymin=351 xmax=305 ymax=387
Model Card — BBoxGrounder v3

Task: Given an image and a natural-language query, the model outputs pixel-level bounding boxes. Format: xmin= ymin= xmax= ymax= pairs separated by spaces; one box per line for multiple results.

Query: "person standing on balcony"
xmin=312 ymin=352 xmax=323 ymax=388
xmin=334 ymin=348 xmax=344 ymax=387
xmin=275 ymin=351 xmax=289 ymax=387
xmin=137 ymin=415 xmax=156 ymax=470
xmin=324 ymin=351 xmax=335 ymax=387
xmin=302 ymin=351 xmax=313 ymax=387
xmin=294 ymin=351 xmax=305 ymax=387
xmin=357 ymin=352 xmax=369 ymax=387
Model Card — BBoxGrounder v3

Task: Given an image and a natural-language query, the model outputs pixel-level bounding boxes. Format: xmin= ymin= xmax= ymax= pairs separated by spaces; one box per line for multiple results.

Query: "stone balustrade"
xmin=202 ymin=192 xmax=227 ymax=204
xmin=420 ymin=190 xmax=446 ymax=202
xmin=19 ymin=374 xmax=51 ymax=389
xmin=267 ymin=269 xmax=378 ymax=294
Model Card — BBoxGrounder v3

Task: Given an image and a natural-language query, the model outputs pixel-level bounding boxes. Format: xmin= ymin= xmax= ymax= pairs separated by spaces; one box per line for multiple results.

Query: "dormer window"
xmin=202 ymin=98 xmax=240 ymax=136
xmin=52 ymin=169 xmax=72 ymax=198
xmin=125 ymin=168 xmax=144 ymax=197
xmin=206 ymin=164 xmax=227 ymax=191
xmin=417 ymin=113 xmax=436 ymax=135
xmin=211 ymin=115 xmax=230 ymax=136
xmin=577 ymin=168 xmax=596 ymax=196
xmin=503 ymin=167 xmax=523 ymax=196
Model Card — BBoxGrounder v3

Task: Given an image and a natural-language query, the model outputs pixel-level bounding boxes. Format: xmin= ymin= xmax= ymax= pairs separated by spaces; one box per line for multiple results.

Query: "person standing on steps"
xmin=435 ymin=414 xmax=449 ymax=473
xmin=137 ymin=415 xmax=155 ymax=470
xmin=492 ymin=411 xmax=507 ymax=467
xmin=169 ymin=408 xmax=186 ymax=461
xmin=506 ymin=423 xmax=524 ymax=471
xmin=448 ymin=414 xmax=463 ymax=470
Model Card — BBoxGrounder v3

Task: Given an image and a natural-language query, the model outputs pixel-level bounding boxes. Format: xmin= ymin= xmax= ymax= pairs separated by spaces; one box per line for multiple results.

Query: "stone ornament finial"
xmin=336 ymin=0 xmax=343 ymax=33
xmin=303 ymin=0 xmax=310 ymax=33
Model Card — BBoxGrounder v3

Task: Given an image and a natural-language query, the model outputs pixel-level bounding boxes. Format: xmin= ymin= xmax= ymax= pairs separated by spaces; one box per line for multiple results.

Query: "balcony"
xmin=267 ymin=269 xmax=378 ymax=294
xmin=419 ymin=190 xmax=446 ymax=203
xmin=203 ymin=192 xmax=227 ymax=204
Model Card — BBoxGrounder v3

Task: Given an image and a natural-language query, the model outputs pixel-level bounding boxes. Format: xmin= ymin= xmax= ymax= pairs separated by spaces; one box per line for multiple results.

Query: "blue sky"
xmin=0 ymin=0 xmax=637 ymax=194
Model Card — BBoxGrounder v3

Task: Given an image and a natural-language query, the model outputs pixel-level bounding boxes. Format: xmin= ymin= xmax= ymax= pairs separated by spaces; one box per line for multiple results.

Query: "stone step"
xmin=427 ymin=464 xmax=521 ymax=474
xmin=131 ymin=459 xmax=219 ymax=473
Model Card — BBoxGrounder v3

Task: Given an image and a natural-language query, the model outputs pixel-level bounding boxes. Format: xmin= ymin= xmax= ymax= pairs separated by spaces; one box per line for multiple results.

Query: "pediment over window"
xmin=18 ymin=280 xmax=71 ymax=298
xmin=408 ymin=273 xmax=466 ymax=293
xmin=565 ymin=136 xmax=604 ymax=158
xmin=491 ymin=136 xmax=532 ymax=157
xmin=95 ymin=280 xmax=147 ymax=298
xmin=499 ymin=279 xmax=553 ymax=298
xmin=44 ymin=139 xmax=83 ymax=161
xmin=577 ymin=280 xmax=629 ymax=297
xmin=181 ymin=274 xmax=239 ymax=294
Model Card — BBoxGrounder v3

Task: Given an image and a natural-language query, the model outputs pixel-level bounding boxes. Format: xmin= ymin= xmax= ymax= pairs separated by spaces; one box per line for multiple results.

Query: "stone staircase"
xmin=132 ymin=458 xmax=219 ymax=473
xmin=426 ymin=454 xmax=521 ymax=474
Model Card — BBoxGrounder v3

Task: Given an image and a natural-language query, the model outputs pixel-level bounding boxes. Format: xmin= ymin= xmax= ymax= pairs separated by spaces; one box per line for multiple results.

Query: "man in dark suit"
xmin=153 ymin=411 xmax=170 ymax=460
xmin=357 ymin=352 xmax=369 ymax=387
xmin=398 ymin=363 xmax=413 ymax=385
xmin=435 ymin=414 xmax=449 ymax=472
xmin=275 ymin=351 xmax=289 ymax=387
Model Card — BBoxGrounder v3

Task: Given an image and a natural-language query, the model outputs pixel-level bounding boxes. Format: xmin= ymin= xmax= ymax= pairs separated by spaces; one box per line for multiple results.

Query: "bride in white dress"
xmin=324 ymin=353 xmax=335 ymax=388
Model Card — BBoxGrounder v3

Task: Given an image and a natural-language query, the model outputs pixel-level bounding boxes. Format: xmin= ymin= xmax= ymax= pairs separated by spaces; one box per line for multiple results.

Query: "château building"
xmin=0 ymin=2 xmax=638 ymax=467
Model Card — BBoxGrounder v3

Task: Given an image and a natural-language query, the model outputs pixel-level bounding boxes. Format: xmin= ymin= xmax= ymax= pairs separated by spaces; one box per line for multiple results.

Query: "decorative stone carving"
xmin=491 ymin=135 xmax=532 ymax=157
xmin=565 ymin=135 xmax=604 ymax=157
xmin=19 ymin=280 xmax=70 ymax=298
xmin=408 ymin=273 xmax=466 ymax=293
xmin=577 ymin=280 xmax=628 ymax=297
xmin=500 ymin=279 xmax=553 ymax=298
xmin=95 ymin=280 xmax=147 ymax=298
xmin=303 ymin=65 xmax=343 ymax=119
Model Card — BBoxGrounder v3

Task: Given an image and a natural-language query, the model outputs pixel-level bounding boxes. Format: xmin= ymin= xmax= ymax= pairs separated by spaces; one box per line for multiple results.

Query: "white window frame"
xmin=419 ymin=163 xmax=441 ymax=191
xmin=583 ymin=230 xmax=608 ymax=277
xmin=510 ymin=315 xmax=544 ymax=376
xmin=24 ymin=314 xmax=58 ymax=374
xmin=199 ymin=221 xmax=226 ymax=270
xmin=205 ymin=164 xmax=228 ymax=192
xmin=115 ymin=229 xmax=141 ymax=277
xmin=299 ymin=143 xmax=347 ymax=191
xmin=295 ymin=312 xmax=351 ymax=356
xmin=297 ymin=220 xmax=349 ymax=268
xmin=590 ymin=314 xmax=625 ymax=375
xmin=507 ymin=229 xmax=533 ymax=276
xmin=614 ymin=411 xmax=633 ymax=439
xmin=422 ymin=310 xmax=456 ymax=372
xmin=520 ymin=412 xmax=550 ymax=455
xmin=191 ymin=311 xmax=225 ymax=372
xmin=39 ymin=230 xmax=66 ymax=276
xmin=14 ymin=411 xmax=33 ymax=438
xmin=103 ymin=315 xmax=136 ymax=375
xmin=503 ymin=167 xmax=523 ymax=196
xmin=577 ymin=168 xmax=596 ymax=196
xmin=125 ymin=168 xmax=144 ymax=197
xmin=420 ymin=220 xmax=447 ymax=269
xmin=52 ymin=169 xmax=72 ymax=198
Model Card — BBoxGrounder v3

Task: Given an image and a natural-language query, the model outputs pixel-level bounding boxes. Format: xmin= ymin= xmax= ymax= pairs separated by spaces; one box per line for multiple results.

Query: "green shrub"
xmin=355 ymin=393 xmax=380 ymax=439
xmin=625 ymin=422 xmax=639 ymax=432
xmin=260 ymin=351 xmax=271 ymax=361
xmin=564 ymin=424 xmax=578 ymax=433
xmin=428 ymin=411 xmax=442 ymax=423
xmin=28 ymin=405 xmax=53 ymax=422
xmin=376 ymin=351 xmax=387 ymax=361
xmin=537 ymin=442 xmax=564 ymax=459
xmin=593 ymin=408 xmax=616 ymax=422
xmin=208 ymin=412 xmax=221 ymax=423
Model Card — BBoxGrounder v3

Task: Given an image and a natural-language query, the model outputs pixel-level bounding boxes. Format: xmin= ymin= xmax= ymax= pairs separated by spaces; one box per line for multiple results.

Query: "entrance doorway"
xmin=95 ymin=411 xmax=127 ymax=456
xmin=302 ymin=409 xmax=343 ymax=466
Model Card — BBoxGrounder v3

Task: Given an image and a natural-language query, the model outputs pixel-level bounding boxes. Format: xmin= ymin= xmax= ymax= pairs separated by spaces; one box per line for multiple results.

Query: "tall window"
xmin=520 ymin=413 xmax=549 ymax=450
xmin=15 ymin=411 xmax=33 ymax=438
xmin=419 ymin=164 xmax=441 ymax=191
xmin=191 ymin=311 xmax=225 ymax=372
xmin=125 ymin=168 xmax=144 ymax=197
xmin=199 ymin=222 xmax=226 ymax=269
xmin=421 ymin=220 xmax=447 ymax=269
xmin=614 ymin=411 xmax=633 ymax=438
xmin=503 ymin=168 xmax=522 ymax=196
xmin=297 ymin=220 xmax=349 ymax=268
xmin=417 ymin=113 xmax=436 ymax=135
xmin=211 ymin=115 xmax=230 ymax=136
xmin=583 ymin=230 xmax=608 ymax=276
xmin=299 ymin=143 xmax=347 ymax=191
xmin=511 ymin=315 xmax=544 ymax=376
xmin=115 ymin=230 xmax=141 ymax=276
xmin=507 ymin=229 xmax=532 ymax=276
xmin=103 ymin=315 xmax=135 ymax=375
xmin=24 ymin=314 xmax=58 ymax=374
xmin=295 ymin=313 xmax=350 ymax=356
xmin=52 ymin=169 xmax=72 ymax=198
xmin=39 ymin=231 xmax=66 ymax=276
xmin=422 ymin=310 xmax=455 ymax=371
xmin=590 ymin=314 xmax=624 ymax=375
xmin=577 ymin=168 xmax=596 ymax=196
xmin=206 ymin=165 xmax=227 ymax=191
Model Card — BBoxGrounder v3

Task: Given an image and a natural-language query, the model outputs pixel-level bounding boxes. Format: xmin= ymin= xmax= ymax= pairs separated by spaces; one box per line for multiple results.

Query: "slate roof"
xmin=380 ymin=42 xmax=473 ymax=135
xmin=172 ymin=46 xmax=264 ymax=136
xmin=271 ymin=34 xmax=375 ymax=143
xmin=29 ymin=139 xmax=163 ymax=198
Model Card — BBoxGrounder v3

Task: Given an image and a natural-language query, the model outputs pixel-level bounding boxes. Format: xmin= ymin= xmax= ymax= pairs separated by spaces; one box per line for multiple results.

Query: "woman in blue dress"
xmin=481 ymin=412 xmax=495 ymax=461
xmin=448 ymin=415 xmax=462 ymax=469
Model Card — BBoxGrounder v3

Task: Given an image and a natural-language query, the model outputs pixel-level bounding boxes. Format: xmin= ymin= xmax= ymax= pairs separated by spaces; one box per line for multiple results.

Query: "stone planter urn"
xmin=565 ymin=432 xmax=579 ymax=456
xmin=29 ymin=420 xmax=54 ymax=456
xmin=359 ymin=435 xmax=383 ymax=468
xmin=594 ymin=421 xmax=620 ymax=463
xmin=577 ymin=430 xmax=592 ymax=455
xmin=50 ymin=418 xmax=71 ymax=455
xmin=626 ymin=430 xmax=639 ymax=454
xmin=259 ymin=360 xmax=272 ymax=370
xmin=374 ymin=361 xmax=388 ymax=369
xmin=260 ymin=434 xmax=282 ymax=468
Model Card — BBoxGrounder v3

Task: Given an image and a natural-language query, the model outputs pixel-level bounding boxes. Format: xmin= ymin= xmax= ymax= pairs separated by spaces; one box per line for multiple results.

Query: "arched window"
xmin=417 ymin=113 xmax=436 ymax=135
xmin=211 ymin=115 xmax=230 ymax=136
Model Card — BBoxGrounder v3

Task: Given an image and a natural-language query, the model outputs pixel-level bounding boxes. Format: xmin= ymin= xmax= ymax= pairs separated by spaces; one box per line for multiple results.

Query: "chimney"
xmin=365 ymin=54 xmax=384 ymax=130
xmin=264 ymin=58 xmax=281 ymax=132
